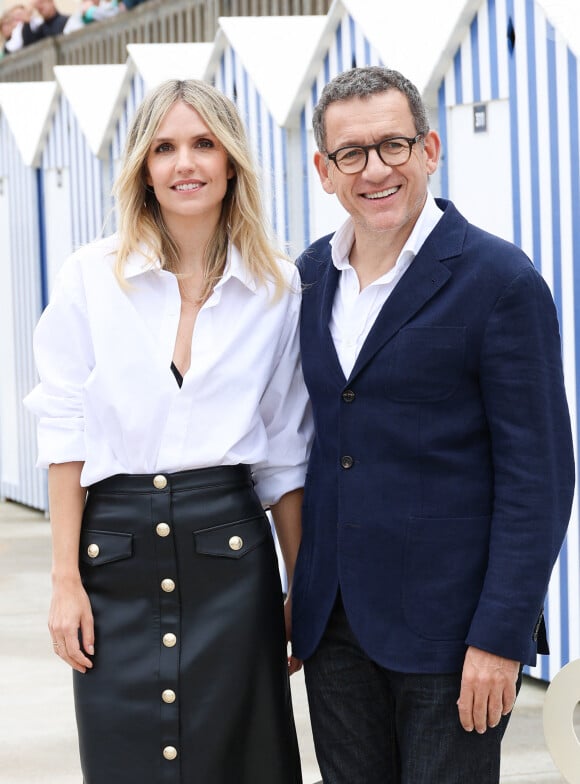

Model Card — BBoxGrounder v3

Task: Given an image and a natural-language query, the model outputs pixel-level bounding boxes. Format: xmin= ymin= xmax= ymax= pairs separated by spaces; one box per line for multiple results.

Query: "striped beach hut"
xmin=42 ymin=63 xmax=129 ymax=291
xmin=0 ymin=82 xmax=57 ymax=509
xmin=428 ymin=0 xmax=580 ymax=681
xmin=204 ymin=15 xmax=326 ymax=255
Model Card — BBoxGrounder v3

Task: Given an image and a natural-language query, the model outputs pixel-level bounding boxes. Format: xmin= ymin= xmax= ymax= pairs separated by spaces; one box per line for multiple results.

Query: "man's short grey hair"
xmin=312 ymin=66 xmax=430 ymax=152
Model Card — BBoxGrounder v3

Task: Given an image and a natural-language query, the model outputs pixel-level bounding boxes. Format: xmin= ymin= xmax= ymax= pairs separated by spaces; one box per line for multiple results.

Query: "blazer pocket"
xmin=79 ymin=529 xmax=133 ymax=567
xmin=194 ymin=515 xmax=270 ymax=560
xmin=402 ymin=515 xmax=489 ymax=640
xmin=386 ymin=326 xmax=466 ymax=402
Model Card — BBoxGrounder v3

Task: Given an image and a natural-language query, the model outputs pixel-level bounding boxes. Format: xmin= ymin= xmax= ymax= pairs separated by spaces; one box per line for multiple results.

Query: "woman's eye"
xmin=155 ymin=142 xmax=172 ymax=153
xmin=196 ymin=139 xmax=214 ymax=149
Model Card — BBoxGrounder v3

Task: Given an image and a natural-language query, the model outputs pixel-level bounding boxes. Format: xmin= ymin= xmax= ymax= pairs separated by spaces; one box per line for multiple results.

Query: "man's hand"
xmin=457 ymin=646 xmax=519 ymax=733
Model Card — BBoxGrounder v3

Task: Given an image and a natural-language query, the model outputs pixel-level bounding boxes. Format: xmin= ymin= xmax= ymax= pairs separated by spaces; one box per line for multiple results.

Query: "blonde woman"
xmin=25 ymin=79 xmax=312 ymax=784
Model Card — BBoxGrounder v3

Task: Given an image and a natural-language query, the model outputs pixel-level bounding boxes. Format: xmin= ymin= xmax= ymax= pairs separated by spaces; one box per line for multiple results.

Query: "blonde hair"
xmin=113 ymin=79 xmax=290 ymax=300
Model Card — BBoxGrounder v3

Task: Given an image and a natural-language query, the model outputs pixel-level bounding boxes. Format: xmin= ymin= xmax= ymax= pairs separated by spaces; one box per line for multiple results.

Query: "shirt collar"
xmin=329 ymin=191 xmax=443 ymax=273
xmin=122 ymin=240 xmax=257 ymax=294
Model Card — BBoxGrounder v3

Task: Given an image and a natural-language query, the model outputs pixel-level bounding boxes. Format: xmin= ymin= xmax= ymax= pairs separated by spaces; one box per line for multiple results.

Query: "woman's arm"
xmin=269 ymin=487 xmax=304 ymax=674
xmin=47 ymin=461 xmax=94 ymax=673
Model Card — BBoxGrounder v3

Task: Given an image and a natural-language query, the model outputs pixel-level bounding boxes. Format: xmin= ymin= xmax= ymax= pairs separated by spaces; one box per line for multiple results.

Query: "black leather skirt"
xmin=73 ymin=464 xmax=302 ymax=784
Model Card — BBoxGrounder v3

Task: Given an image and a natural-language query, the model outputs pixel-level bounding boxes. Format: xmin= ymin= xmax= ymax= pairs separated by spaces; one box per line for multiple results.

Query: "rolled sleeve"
xmin=23 ymin=256 xmax=94 ymax=467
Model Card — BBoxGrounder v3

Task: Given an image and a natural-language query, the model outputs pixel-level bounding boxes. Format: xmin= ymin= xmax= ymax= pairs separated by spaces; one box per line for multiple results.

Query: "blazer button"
xmin=163 ymin=746 xmax=178 ymax=760
xmin=161 ymin=578 xmax=176 ymax=593
xmin=342 ymin=389 xmax=355 ymax=403
xmin=340 ymin=455 xmax=354 ymax=469
xmin=162 ymin=689 xmax=176 ymax=704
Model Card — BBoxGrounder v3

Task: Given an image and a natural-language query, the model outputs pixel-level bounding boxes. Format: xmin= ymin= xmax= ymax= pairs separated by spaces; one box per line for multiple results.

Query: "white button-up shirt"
xmin=330 ymin=194 xmax=444 ymax=378
xmin=25 ymin=235 xmax=313 ymax=506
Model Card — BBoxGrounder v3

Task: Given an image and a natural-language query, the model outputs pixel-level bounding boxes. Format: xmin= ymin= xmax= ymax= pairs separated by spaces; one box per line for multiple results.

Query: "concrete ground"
xmin=0 ymin=499 xmax=573 ymax=784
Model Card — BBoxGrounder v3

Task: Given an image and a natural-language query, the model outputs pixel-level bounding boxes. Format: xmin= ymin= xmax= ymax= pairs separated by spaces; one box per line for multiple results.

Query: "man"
xmin=22 ymin=0 xmax=68 ymax=45
xmin=291 ymin=66 xmax=575 ymax=784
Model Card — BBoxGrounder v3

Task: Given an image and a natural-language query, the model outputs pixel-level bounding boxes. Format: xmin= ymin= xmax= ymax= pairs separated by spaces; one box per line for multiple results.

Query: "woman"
xmin=25 ymin=79 xmax=312 ymax=784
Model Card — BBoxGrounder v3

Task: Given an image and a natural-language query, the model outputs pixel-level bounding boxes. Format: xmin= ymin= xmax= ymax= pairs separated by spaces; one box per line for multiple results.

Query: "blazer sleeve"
xmin=465 ymin=262 xmax=575 ymax=662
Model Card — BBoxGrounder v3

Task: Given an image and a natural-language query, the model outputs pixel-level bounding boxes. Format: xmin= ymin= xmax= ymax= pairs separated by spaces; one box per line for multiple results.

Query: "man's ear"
xmin=423 ymin=130 xmax=441 ymax=175
xmin=314 ymin=151 xmax=336 ymax=195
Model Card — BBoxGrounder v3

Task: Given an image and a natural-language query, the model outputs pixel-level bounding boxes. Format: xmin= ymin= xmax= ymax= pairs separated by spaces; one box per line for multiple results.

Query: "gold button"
xmin=163 ymin=633 xmax=177 ymax=648
xmin=156 ymin=523 xmax=170 ymax=537
xmin=229 ymin=535 xmax=243 ymax=551
xmin=153 ymin=474 xmax=168 ymax=489
xmin=162 ymin=689 xmax=176 ymax=704
xmin=161 ymin=578 xmax=175 ymax=593
xmin=163 ymin=745 xmax=177 ymax=760
xmin=87 ymin=543 xmax=100 ymax=558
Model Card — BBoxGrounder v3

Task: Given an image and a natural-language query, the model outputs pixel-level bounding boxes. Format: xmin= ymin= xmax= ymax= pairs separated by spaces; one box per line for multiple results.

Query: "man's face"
xmin=33 ymin=0 xmax=56 ymax=20
xmin=314 ymin=89 xmax=440 ymax=247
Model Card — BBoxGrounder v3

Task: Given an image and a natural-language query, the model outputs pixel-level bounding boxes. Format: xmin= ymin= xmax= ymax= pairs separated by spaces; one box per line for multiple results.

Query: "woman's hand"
xmin=47 ymin=462 xmax=90 ymax=672
xmin=49 ymin=576 xmax=95 ymax=673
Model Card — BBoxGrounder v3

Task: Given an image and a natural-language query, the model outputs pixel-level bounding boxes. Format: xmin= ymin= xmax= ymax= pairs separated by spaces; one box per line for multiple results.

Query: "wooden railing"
xmin=0 ymin=0 xmax=332 ymax=82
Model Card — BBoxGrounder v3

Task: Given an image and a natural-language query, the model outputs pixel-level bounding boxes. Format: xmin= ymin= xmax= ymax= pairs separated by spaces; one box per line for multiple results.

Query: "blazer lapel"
xmin=348 ymin=202 xmax=465 ymax=382
xmin=318 ymin=261 xmax=348 ymax=384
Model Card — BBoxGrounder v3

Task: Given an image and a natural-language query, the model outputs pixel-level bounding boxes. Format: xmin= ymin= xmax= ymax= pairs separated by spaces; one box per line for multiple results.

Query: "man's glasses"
xmin=326 ymin=134 xmax=424 ymax=174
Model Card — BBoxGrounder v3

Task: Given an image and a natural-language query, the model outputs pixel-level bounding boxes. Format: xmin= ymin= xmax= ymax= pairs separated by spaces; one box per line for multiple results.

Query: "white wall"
xmin=446 ymin=99 xmax=513 ymax=242
xmin=43 ymin=167 xmax=73 ymax=292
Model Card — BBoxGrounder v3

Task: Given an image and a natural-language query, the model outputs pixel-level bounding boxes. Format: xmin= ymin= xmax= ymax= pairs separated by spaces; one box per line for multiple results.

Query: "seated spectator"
xmin=3 ymin=4 xmax=39 ymax=54
xmin=22 ymin=0 xmax=68 ymax=46
xmin=64 ymin=0 xmax=122 ymax=34
xmin=1 ymin=11 xmax=15 ymax=56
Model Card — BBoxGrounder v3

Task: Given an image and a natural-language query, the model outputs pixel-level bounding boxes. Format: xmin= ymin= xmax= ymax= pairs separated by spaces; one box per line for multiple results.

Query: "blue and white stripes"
xmin=300 ymin=13 xmax=383 ymax=246
xmin=438 ymin=0 xmax=580 ymax=680
xmin=0 ymin=114 xmax=46 ymax=510
xmin=212 ymin=49 xmax=289 ymax=247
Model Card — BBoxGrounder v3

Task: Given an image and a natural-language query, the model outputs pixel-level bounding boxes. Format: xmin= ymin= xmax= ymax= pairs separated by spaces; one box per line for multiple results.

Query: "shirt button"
xmin=342 ymin=389 xmax=355 ymax=403
xmin=228 ymin=535 xmax=243 ymax=551
xmin=161 ymin=578 xmax=176 ymax=593
xmin=341 ymin=455 xmax=354 ymax=469
xmin=163 ymin=746 xmax=178 ymax=760
xmin=163 ymin=633 xmax=177 ymax=648
xmin=87 ymin=543 xmax=100 ymax=558
xmin=156 ymin=523 xmax=171 ymax=537
xmin=153 ymin=474 xmax=168 ymax=489
xmin=162 ymin=689 xmax=176 ymax=704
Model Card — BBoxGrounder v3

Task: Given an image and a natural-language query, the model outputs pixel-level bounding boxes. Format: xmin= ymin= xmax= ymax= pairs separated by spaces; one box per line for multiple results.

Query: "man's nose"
xmin=365 ymin=146 xmax=392 ymax=175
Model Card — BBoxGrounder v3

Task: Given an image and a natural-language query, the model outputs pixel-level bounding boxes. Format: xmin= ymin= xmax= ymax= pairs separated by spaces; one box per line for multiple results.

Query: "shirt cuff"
xmin=252 ymin=463 xmax=307 ymax=507
xmin=35 ymin=419 xmax=86 ymax=468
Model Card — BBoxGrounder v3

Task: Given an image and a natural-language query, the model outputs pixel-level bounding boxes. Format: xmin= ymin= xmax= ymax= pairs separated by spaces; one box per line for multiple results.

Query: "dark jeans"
xmin=304 ymin=594 xmax=521 ymax=784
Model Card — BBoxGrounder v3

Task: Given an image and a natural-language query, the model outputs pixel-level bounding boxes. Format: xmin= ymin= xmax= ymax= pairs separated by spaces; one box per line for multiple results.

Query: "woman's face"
xmin=145 ymin=100 xmax=234 ymax=232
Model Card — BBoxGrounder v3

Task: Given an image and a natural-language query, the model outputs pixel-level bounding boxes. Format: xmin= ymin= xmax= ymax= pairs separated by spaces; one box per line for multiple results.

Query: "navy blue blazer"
xmin=292 ymin=199 xmax=574 ymax=672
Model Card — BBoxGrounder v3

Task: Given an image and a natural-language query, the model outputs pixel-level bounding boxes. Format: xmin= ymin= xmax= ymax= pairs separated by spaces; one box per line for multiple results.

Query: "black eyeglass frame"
xmin=326 ymin=134 xmax=424 ymax=173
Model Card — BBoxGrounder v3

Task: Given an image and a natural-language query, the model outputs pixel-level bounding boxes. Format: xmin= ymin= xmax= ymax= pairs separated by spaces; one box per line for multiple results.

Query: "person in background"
xmin=21 ymin=0 xmax=68 ymax=45
xmin=0 ymin=10 xmax=15 ymax=54
xmin=292 ymin=65 xmax=574 ymax=784
xmin=25 ymin=78 xmax=311 ymax=784
xmin=1 ymin=4 xmax=37 ymax=54
xmin=121 ymin=0 xmax=149 ymax=7
xmin=63 ymin=0 xmax=122 ymax=34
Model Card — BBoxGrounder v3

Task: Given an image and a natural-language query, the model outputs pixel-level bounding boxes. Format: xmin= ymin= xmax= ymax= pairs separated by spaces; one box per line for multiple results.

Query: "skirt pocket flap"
xmin=79 ymin=530 xmax=133 ymax=567
xmin=194 ymin=515 xmax=269 ymax=559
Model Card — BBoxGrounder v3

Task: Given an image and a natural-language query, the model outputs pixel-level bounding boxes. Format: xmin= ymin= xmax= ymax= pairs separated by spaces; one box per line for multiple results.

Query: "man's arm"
xmin=460 ymin=261 xmax=574 ymax=730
